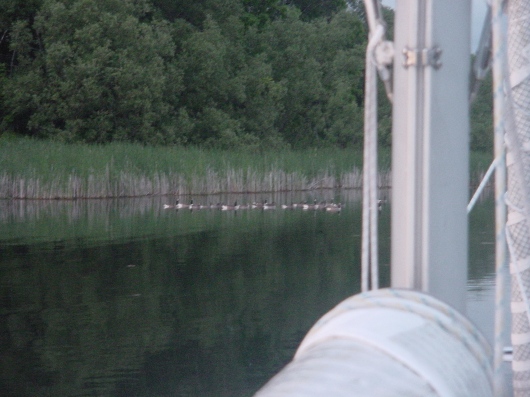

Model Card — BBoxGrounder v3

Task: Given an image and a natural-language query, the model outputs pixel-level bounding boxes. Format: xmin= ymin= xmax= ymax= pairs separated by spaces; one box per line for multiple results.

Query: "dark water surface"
xmin=0 ymin=190 xmax=495 ymax=396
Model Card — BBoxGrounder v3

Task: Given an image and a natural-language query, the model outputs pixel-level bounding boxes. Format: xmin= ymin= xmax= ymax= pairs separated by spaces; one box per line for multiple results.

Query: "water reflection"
xmin=0 ymin=189 xmax=376 ymax=223
xmin=0 ymin=189 xmax=495 ymax=397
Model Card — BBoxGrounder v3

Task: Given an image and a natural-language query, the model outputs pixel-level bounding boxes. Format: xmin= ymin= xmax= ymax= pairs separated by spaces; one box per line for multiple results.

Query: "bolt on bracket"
xmin=402 ymin=46 xmax=443 ymax=69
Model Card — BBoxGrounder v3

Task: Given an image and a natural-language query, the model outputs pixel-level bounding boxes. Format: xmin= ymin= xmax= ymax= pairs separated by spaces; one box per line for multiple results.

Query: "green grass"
xmin=0 ymin=136 xmax=390 ymax=198
xmin=0 ymin=136 xmax=360 ymax=176
xmin=0 ymin=135 xmax=488 ymax=199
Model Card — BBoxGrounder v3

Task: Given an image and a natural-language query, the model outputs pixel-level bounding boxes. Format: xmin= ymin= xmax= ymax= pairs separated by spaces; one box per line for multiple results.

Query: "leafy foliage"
xmin=285 ymin=0 xmax=347 ymax=20
xmin=0 ymin=0 xmax=492 ymax=151
xmin=3 ymin=0 xmax=179 ymax=144
xmin=470 ymin=73 xmax=493 ymax=151
xmin=161 ymin=2 xmax=366 ymax=149
xmin=241 ymin=0 xmax=287 ymax=28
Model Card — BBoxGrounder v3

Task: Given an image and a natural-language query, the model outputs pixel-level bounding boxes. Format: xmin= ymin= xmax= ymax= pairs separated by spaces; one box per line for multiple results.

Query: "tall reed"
xmin=1 ymin=136 xmax=486 ymax=199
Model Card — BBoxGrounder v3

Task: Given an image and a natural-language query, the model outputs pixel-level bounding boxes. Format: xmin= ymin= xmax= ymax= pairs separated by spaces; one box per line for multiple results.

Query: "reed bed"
xmin=0 ymin=136 xmax=487 ymax=199
xmin=0 ymin=136 xmax=393 ymax=199
xmin=0 ymin=168 xmax=391 ymax=199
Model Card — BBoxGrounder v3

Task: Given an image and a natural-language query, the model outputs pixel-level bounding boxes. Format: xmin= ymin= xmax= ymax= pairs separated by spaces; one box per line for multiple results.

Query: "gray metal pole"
xmin=391 ymin=0 xmax=471 ymax=313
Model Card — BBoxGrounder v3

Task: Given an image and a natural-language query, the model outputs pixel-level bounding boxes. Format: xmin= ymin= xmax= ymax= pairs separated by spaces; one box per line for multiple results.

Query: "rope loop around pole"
xmin=361 ymin=0 xmax=397 ymax=292
xmin=361 ymin=15 xmax=385 ymax=292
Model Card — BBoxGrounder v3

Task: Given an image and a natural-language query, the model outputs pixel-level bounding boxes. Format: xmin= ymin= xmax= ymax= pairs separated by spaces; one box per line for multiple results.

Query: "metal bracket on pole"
xmin=402 ymin=46 xmax=443 ymax=69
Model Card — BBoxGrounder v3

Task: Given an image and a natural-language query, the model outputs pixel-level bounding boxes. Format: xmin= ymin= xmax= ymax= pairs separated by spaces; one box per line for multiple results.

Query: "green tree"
xmin=470 ymin=72 xmax=493 ymax=151
xmin=1 ymin=0 xmax=377 ymax=149
xmin=233 ymin=53 xmax=287 ymax=148
xmin=175 ymin=13 xmax=292 ymax=150
xmin=285 ymin=0 xmax=347 ymax=20
xmin=151 ymin=0 xmax=243 ymax=27
xmin=3 ymin=0 xmax=180 ymax=144
xmin=176 ymin=17 xmax=258 ymax=148
xmin=241 ymin=0 xmax=287 ymax=28
xmin=0 ymin=0 xmax=44 ymax=130
xmin=259 ymin=8 xmax=366 ymax=147
xmin=0 ymin=0 xmax=43 ymax=63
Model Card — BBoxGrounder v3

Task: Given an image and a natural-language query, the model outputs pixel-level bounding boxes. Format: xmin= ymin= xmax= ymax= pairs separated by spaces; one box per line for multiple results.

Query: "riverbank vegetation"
xmin=0 ymin=0 xmax=493 ymax=198
xmin=0 ymin=135 xmax=391 ymax=198
xmin=1 ymin=135 xmax=492 ymax=199
xmin=0 ymin=0 xmax=385 ymax=149
xmin=0 ymin=1 xmax=490 ymax=149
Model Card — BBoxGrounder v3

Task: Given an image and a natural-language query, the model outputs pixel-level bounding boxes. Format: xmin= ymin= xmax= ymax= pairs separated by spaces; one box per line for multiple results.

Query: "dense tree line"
xmin=0 ymin=0 xmax=490 ymax=150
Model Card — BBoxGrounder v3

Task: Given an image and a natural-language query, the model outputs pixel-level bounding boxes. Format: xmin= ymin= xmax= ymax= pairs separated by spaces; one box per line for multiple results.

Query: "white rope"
xmin=362 ymin=23 xmax=384 ymax=292
xmin=360 ymin=0 xmax=395 ymax=292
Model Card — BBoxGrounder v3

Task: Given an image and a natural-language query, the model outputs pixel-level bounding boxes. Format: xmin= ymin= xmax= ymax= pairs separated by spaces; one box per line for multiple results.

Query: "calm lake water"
xmin=0 ymin=189 xmax=497 ymax=396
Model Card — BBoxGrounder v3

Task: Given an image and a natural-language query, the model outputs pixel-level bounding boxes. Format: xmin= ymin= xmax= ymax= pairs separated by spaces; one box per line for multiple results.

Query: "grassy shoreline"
xmin=0 ymin=136 xmax=490 ymax=199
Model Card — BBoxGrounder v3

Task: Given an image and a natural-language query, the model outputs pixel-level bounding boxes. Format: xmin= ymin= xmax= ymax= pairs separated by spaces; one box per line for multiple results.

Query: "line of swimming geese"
xmin=163 ymin=199 xmax=343 ymax=212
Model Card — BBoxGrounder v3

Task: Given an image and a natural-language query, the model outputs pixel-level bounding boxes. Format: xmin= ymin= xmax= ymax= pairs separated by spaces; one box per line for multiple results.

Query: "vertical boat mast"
xmin=391 ymin=1 xmax=471 ymax=313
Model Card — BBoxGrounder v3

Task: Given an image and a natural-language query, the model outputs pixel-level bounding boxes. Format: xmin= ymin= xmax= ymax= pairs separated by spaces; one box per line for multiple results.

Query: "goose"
xmin=222 ymin=201 xmax=239 ymax=211
xmin=281 ymin=202 xmax=294 ymax=209
xmin=238 ymin=203 xmax=250 ymax=210
xmin=252 ymin=200 xmax=267 ymax=209
xmin=326 ymin=203 xmax=342 ymax=213
xmin=189 ymin=201 xmax=203 ymax=210
xmin=317 ymin=201 xmax=328 ymax=210
xmin=292 ymin=201 xmax=305 ymax=209
xmin=324 ymin=200 xmax=335 ymax=209
xmin=176 ymin=199 xmax=191 ymax=209
xmin=163 ymin=202 xmax=176 ymax=209
xmin=303 ymin=199 xmax=318 ymax=210
xmin=263 ymin=201 xmax=276 ymax=210
xmin=210 ymin=202 xmax=221 ymax=210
